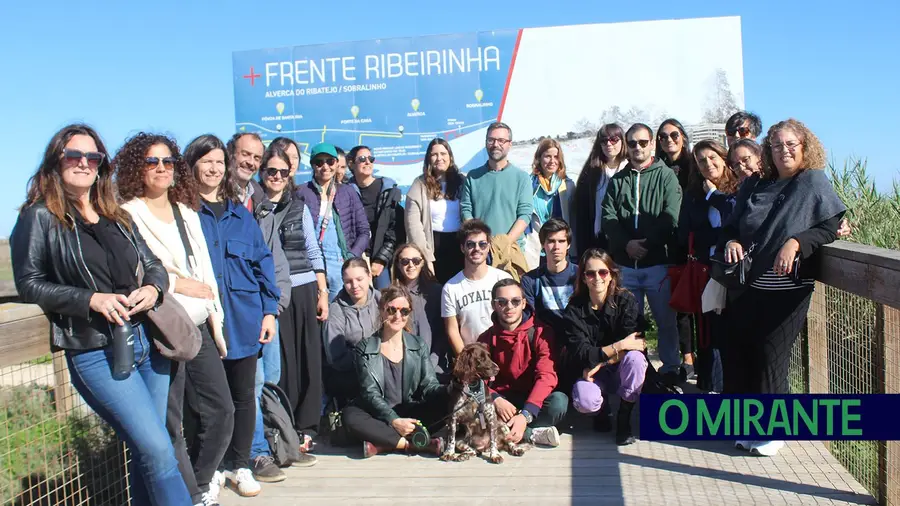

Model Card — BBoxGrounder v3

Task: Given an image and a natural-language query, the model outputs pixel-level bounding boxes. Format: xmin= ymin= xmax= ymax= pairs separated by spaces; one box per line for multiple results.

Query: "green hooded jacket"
xmin=600 ymin=157 xmax=683 ymax=268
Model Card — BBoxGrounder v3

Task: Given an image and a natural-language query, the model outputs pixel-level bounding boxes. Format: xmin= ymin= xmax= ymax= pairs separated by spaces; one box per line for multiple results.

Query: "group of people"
xmin=9 ymin=110 xmax=848 ymax=506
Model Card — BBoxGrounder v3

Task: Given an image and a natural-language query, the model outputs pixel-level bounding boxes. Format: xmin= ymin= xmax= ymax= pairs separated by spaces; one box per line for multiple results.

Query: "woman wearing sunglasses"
xmin=562 ymin=249 xmax=647 ymax=446
xmin=116 ymin=133 xmax=230 ymax=505
xmin=390 ymin=244 xmax=450 ymax=383
xmin=341 ymin=284 xmax=448 ymax=458
xmin=10 ymin=124 xmax=192 ymax=505
xmin=258 ymin=140 xmax=326 ymax=470
xmin=571 ymin=124 xmax=628 ymax=258
xmin=296 ymin=143 xmax=370 ymax=302
xmin=324 ymin=258 xmax=381 ymax=404
xmin=187 ymin=134 xmax=280 ymax=498
xmin=404 ymin=138 xmax=466 ymax=283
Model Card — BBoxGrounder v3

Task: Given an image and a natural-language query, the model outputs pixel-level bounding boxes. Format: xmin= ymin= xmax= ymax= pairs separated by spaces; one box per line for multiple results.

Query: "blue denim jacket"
xmin=199 ymin=199 xmax=280 ymax=360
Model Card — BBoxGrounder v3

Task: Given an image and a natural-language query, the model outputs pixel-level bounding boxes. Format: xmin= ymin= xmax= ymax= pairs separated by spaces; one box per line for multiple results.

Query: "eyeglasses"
xmin=728 ymin=126 xmax=752 ymax=137
xmin=487 ymin=138 xmax=510 ymax=146
xmin=600 ymin=136 xmax=621 ymax=145
xmin=465 ymin=240 xmax=489 ymax=251
xmin=145 ymin=156 xmax=176 ymax=171
xmin=771 ymin=141 xmax=802 ymax=153
xmin=265 ymin=167 xmax=290 ymax=179
xmin=63 ymin=149 xmax=105 ymax=168
xmin=399 ymin=257 xmax=423 ymax=267
xmin=312 ymin=157 xmax=337 ymax=168
xmin=626 ymin=139 xmax=650 ymax=149
xmin=584 ymin=268 xmax=610 ymax=279
xmin=493 ymin=297 xmax=523 ymax=308
xmin=659 ymin=131 xmax=680 ymax=142
xmin=355 ymin=155 xmax=375 ymax=164
xmin=385 ymin=306 xmax=412 ymax=317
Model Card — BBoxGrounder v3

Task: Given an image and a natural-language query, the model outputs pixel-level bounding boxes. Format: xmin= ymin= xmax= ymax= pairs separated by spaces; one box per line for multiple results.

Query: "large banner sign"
xmin=233 ymin=17 xmax=744 ymax=187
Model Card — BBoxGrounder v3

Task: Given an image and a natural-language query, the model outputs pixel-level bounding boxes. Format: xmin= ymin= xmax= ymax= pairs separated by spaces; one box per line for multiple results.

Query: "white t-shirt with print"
xmin=441 ymin=266 xmax=512 ymax=346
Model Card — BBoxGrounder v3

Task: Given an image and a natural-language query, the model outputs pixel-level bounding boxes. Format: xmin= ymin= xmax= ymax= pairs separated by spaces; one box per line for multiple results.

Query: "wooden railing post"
xmin=883 ymin=305 xmax=900 ymax=506
xmin=52 ymin=350 xmax=75 ymax=419
xmin=808 ymin=282 xmax=829 ymax=394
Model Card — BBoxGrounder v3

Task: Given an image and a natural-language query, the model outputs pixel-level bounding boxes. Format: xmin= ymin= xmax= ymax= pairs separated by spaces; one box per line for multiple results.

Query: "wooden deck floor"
xmin=218 ymin=430 xmax=876 ymax=506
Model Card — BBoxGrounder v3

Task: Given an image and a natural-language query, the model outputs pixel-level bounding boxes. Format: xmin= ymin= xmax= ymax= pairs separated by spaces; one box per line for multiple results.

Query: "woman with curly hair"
xmin=676 ymin=140 xmax=739 ymax=393
xmin=10 ymin=124 xmax=192 ymax=505
xmin=523 ymin=139 xmax=575 ymax=268
xmin=404 ymin=138 xmax=466 ymax=283
xmin=571 ymin=124 xmax=628 ymax=258
xmin=116 ymin=133 xmax=230 ymax=505
xmin=186 ymin=134 xmax=280 ymax=497
xmin=718 ymin=119 xmax=846 ymax=456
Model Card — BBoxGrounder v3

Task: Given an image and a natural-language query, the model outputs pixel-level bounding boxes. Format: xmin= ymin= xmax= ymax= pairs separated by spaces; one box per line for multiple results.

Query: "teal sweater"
xmin=460 ymin=162 xmax=532 ymax=243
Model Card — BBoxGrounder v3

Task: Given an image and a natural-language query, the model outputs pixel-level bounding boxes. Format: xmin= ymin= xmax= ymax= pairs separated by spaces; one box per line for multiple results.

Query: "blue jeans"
xmin=324 ymin=252 xmax=344 ymax=303
xmin=372 ymin=263 xmax=391 ymax=290
xmin=66 ymin=323 xmax=192 ymax=506
xmin=620 ymin=265 xmax=680 ymax=374
xmin=250 ymin=322 xmax=282 ymax=460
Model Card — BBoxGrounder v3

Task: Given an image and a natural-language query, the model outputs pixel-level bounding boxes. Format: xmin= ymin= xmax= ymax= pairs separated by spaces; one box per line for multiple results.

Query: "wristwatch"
xmin=519 ymin=409 xmax=534 ymax=424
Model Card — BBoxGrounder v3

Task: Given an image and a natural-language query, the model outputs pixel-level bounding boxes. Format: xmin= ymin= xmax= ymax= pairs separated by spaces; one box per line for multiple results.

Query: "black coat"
xmin=10 ymin=202 xmax=169 ymax=351
xmin=676 ymin=189 xmax=736 ymax=265
xmin=561 ymin=290 xmax=645 ymax=371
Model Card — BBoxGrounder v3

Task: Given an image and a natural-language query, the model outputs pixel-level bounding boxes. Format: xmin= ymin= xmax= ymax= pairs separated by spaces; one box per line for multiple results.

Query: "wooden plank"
xmin=808 ymin=282 xmax=829 ymax=394
xmin=0 ymin=313 xmax=50 ymax=367
xmin=821 ymin=241 xmax=900 ymax=271
xmin=817 ymin=248 xmax=900 ymax=308
xmin=884 ymin=305 xmax=900 ymax=506
xmin=52 ymin=351 xmax=75 ymax=419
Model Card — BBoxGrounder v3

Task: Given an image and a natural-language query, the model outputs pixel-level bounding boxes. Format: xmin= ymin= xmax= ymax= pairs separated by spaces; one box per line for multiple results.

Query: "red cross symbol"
xmin=243 ymin=67 xmax=262 ymax=86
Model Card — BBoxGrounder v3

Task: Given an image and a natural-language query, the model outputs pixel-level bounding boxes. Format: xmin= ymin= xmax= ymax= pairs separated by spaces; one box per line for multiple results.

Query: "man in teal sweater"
xmin=460 ymin=122 xmax=532 ymax=247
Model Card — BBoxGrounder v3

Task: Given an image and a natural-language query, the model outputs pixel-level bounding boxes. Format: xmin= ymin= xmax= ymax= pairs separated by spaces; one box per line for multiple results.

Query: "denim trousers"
xmin=572 ymin=351 xmax=648 ymax=413
xmin=620 ymin=265 xmax=680 ymax=374
xmin=66 ymin=322 xmax=192 ymax=506
xmin=250 ymin=322 xmax=282 ymax=460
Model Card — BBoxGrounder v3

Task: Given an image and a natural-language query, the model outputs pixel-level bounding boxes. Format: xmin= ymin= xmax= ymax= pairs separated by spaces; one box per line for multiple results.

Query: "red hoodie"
xmin=477 ymin=314 xmax=558 ymax=417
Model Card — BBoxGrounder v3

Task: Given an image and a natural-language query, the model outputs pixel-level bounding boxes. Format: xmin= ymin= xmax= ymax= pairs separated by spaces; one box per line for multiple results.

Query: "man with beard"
xmin=600 ymin=123 xmax=682 ymax=383
xmin=225 ymin=132 xmax=299 ymax=482
xmin=476 ymin=278 xmax=567 ymax=447
xmin=460 ymin=122 xmax=532 ymax=248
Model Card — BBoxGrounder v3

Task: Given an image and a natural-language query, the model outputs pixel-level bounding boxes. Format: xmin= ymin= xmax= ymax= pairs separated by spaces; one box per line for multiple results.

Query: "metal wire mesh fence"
xmin=0 ymin=352 xmax=131 ymax=506
xmin=791 ymin=282 xmax=900 ymax=503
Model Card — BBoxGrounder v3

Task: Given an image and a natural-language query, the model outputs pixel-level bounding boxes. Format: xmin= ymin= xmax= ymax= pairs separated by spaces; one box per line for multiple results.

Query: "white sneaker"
xmin=230 ymin=468 xmax=261 ymax=497
xmin=734 ymin=440 xmax=753 ymax=451
xmin=530 ymin=426 xmax=560 ymax=447
xmin=750 ymin=440 xmax=785 ymax=457
xmin=211 ymin=470 xmax=226 ymax=489
xmin=199 ymin=490 xmax=219 ymax=506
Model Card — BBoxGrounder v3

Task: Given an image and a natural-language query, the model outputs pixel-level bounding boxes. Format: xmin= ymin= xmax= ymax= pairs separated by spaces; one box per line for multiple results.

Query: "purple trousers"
xmin=572 ymin=351 xmax=647 ymax=413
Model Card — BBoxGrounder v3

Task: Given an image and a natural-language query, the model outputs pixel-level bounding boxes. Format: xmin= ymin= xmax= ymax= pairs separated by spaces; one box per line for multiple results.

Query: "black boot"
xmin=616 ymin=401 xmax=636 ymax=446
xmin=593 ymin=400 xmax=612 ymax=432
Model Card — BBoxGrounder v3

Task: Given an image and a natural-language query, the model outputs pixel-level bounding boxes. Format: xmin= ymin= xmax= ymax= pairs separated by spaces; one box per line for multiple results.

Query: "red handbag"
xmin=668 ymin=233 xmax=710 ymax=314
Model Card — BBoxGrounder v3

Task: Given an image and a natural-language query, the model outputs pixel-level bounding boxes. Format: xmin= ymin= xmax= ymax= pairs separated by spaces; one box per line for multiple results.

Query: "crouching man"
xmin=477 ymin=279 xmax=568 ymax=447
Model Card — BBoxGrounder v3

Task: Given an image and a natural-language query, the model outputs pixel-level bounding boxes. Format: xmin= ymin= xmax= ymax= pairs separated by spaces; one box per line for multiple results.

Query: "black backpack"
xmin=261 ymin=382 xmax=303 ymax=467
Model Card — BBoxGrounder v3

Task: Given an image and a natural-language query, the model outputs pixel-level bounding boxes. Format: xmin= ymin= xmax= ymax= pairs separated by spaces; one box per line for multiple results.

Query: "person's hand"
xmin=493 ymin=397 xmax=517 ymax=423
xmin=619 ymin=332 xmax=646 ymax=352
xmin=126 ymin=286 xmax=160 ymax=316
xmin=837 ymin=218 xmax=852 ymax=238
xmin=583 ymin=363 xmax=604 ymax=382
xmin=626 ymin=239 xmax=648 ymax=261
xmin=702 ymin=180 xmax=717 ymax=194
xmin=773 ymin=238 xmax=800 ymax=276
xmin=391 ymin=418 xmax=419 ymax=436
xmin=316 ymin=291 xmax=329 ymax=321
xmin=175 ymin=278 xmax=214 ymax=300
xmin=505 ymin=414 xmax=527 ymax=443
xmin=89 ymin=292 xmax=131 ymax=325
xmin=724 ymin=240 xmax=744 ymax=264
xmin=371 ymin=261 xmax=385 ymax=277
xmin=259 ymin=314 xmax=277 ymax=344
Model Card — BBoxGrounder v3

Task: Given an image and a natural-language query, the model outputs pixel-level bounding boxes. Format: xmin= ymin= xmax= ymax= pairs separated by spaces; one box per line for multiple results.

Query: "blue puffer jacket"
xmin=198 ymin=199 xmax=280 ymax=360
xmin=296 ymin=181 xmax=370 ymax=258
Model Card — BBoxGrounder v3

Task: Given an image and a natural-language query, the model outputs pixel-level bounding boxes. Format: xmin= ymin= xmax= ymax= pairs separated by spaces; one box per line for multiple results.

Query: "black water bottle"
xmin=111 ymin=321 xmax=135 ymax=379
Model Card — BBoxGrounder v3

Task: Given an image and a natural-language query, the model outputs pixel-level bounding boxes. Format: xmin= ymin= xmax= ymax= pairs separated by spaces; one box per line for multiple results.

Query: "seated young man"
xmin=477 ymin=278 xmax=568 ymax=447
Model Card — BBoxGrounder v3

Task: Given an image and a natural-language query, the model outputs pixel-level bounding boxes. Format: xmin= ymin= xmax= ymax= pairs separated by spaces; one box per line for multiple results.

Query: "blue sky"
xmin=1 ymin=1 xmax=898 ymax=236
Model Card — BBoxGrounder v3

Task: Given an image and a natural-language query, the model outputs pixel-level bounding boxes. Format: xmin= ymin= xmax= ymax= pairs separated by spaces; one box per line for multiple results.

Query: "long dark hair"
xmin=390 ymin=243 xmax=437 ymax=286
xmin=184 ymin=134 xmax=240 ymax=203
xmin=571 ymin=248 xmax=623 ymax=305
xmin=689 ymin=140 xmax=739 ymax=198
xmin=114 ymin=132 xmax=199 ymax=210
xmin=422 ymin=138 xmax=463 ymax=200
xmin=259 ymin=143 xmax=295 ymax=195
xmin=22 ymin=123 xmax=131 ymax=229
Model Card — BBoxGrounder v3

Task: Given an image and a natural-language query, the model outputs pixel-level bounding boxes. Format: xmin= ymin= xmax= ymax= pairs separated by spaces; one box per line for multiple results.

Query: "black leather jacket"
xmin=352 ymin=331 xmax=446 ymax=423
xmin=10 ymin=203 xmax=169 ymax=352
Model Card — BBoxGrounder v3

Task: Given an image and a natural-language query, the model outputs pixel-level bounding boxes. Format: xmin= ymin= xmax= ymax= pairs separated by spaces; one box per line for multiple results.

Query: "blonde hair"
xmin=531 ymin=138 xmax=567 ymax=180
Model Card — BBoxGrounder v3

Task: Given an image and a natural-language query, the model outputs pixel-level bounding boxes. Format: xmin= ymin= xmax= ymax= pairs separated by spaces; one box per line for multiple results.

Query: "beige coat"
xmin=404 ymin=173 xmax=466 ymax=269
